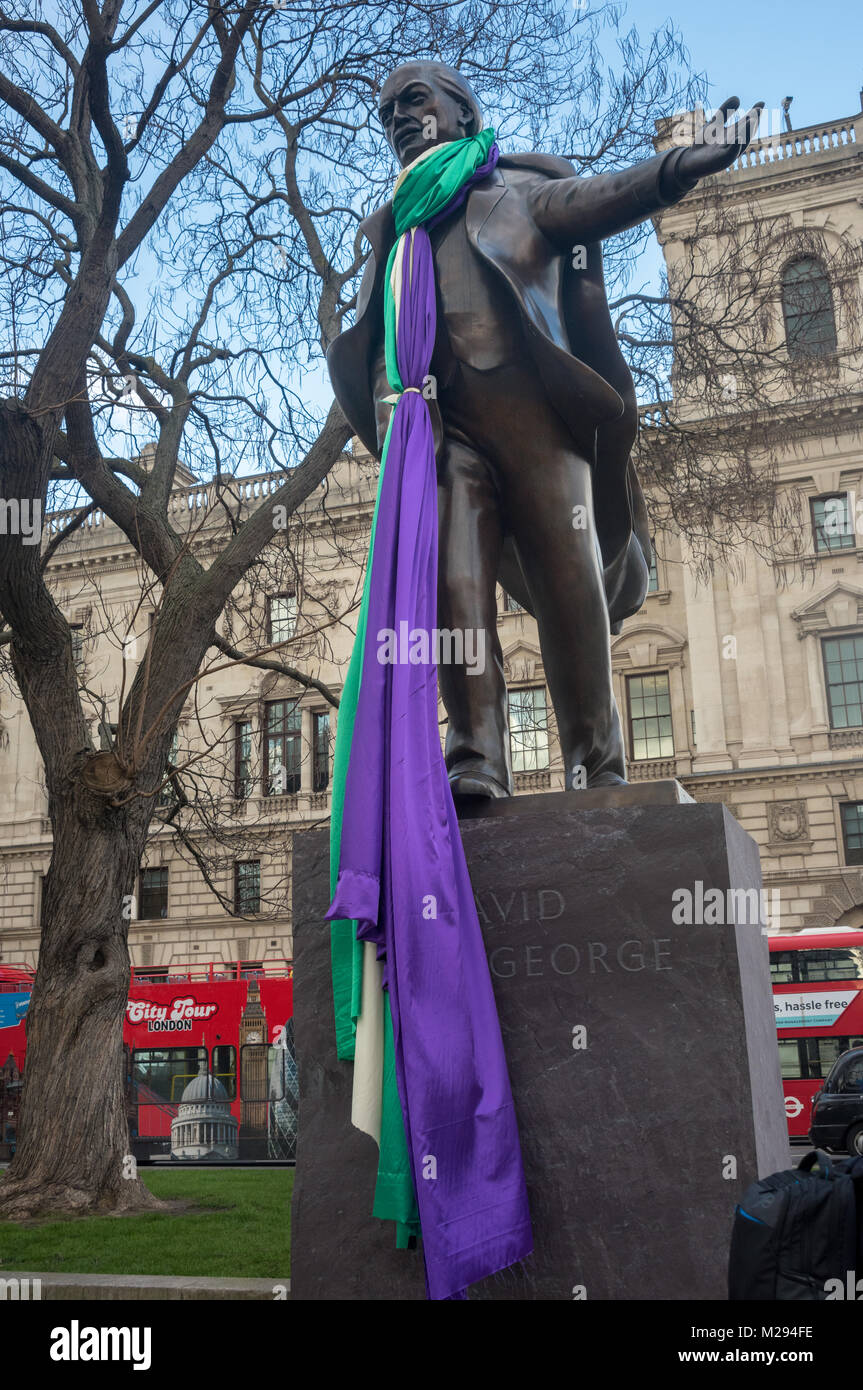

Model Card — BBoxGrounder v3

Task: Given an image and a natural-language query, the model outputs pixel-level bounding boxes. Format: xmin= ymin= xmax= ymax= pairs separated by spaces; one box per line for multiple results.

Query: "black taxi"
xmin=810 ymin=1045 xmax=863 ymax=1155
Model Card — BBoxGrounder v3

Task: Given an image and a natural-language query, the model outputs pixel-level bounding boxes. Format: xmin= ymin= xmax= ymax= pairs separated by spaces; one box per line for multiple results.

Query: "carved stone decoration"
xmin=767 ymin=799 xmax=810 ymax=843
xmin=501 ymin=642 xmax=543 ymax=686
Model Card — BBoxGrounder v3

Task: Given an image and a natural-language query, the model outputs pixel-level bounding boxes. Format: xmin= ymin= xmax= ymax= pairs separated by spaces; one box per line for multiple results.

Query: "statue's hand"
xmin=677 ymin=97 xmax=764 ymax=182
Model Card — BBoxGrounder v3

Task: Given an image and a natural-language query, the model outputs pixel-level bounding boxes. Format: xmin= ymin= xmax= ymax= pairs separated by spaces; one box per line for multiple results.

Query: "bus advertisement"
xmin=8 ymin=933 xmax=862 ymax=1158
xmin=0 ymin=960 xmax=296 ymax=1163
xmin=769 ymin=929 xmax=863 ymax=1139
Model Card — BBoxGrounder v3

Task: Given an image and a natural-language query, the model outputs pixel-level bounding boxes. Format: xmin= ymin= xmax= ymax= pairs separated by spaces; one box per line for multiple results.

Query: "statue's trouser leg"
xmin=436 ymin=431 xmax=512 ymax=792
xmin=438 ymin=361 xmax=625 ymax=787
xmin=500 ymin=437 xmax=626 ymax=787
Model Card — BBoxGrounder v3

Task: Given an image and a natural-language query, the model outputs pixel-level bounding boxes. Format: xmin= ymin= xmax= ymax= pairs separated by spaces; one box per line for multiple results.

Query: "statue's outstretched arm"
xmin=530 ymin=97 xmax=763 ymax=248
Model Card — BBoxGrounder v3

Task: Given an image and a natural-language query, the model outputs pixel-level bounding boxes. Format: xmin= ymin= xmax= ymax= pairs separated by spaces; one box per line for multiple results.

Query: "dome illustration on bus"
xmin=170 ymin=1056 xmax=239 ymax=1161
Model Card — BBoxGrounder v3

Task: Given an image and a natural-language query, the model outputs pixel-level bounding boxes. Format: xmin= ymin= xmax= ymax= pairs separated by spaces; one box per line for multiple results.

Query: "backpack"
xmin=729 ymin=1150 xmax=863 ymax=1300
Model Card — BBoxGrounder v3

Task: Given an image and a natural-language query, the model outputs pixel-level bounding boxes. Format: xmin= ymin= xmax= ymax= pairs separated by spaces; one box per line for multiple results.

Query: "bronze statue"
xmin=327 ymin=64 xmax=762 ymax=797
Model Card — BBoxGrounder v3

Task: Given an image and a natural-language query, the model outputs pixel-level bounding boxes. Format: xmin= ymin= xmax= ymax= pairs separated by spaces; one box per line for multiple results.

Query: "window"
xmin=139 ymin=866 xmax=168 ymax=919
xmin=239 ymin=1043 xmax=287 ymax=1102
xmin=508 ymin=687 xmax=549 ymax=772
xmin=70 ymin=623 xmax=85 ymax=668
xmin=213 ymin=1044 xmax=237 ymax=1100
xmin=777 ymin=1037 xmax=854 ymax=1081
xmin=234 ymin=720 xmax=252 ymax=800
xmin=837 ymin=1055 xmax=863 ymax=1094
xmin=777 ymin=1039 xmax=802 ymax=1079
xmin=627 ymin=672 xmax=674 ymax=760
xmin=823 ymin=636 xmax=863 ymax=729
xmin=811 ymin=494 xmax=854 ymax=554
xmin=132 ymin=1047 xmax=205 ymax=1103
xmin=241 ymin=1043 xmax=270 ymax=1101
xmin=840 ymin=803 xmax=863 ymax=866
xmin=313 ymin=711 xmax=330 ymax=792
xmin=268 ymin=594 xmax=297 ymax=646
xmin=502 ymin=591 xmax=524 ymax=614
xmin=235 ymin=860 xmax=261 ymax=915
xmin=781 ymin=256 xmax=837 ymax=359
xmin=267 ymin=1045 xmax=287 ymax=1101
xmin=770 ymin=945 xmax=863 ymax=983
xmin=264 ymin=700 xmax=301 ymax=795
xmin=647 ymin=545 xmax=659 ymax=594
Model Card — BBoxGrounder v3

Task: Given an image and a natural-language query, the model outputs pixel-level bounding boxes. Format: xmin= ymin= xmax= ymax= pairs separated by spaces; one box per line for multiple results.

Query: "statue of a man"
xmin=327 ymin=64 xmax=761 ymax=798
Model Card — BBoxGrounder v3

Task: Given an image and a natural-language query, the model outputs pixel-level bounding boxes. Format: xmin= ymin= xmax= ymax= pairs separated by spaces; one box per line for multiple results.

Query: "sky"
xmin=623 ymin=0 xmax=861 ymax=130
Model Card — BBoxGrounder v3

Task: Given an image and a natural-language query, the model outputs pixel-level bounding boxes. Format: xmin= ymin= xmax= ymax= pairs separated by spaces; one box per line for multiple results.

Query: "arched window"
xmin=781 ymin=256 xmax=837 ymax=359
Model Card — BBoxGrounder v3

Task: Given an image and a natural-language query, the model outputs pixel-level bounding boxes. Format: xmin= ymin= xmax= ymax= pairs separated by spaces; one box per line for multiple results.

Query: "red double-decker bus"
xmin=770 ymin=929 xmax=863 ymax=1139
xmin=0 ymin=960 xmax=295 ymax=1163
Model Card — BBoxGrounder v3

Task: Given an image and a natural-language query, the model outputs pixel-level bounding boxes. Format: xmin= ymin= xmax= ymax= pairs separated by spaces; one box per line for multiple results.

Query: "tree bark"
xmin=0 ymin=782 xmax=162 ymax=1219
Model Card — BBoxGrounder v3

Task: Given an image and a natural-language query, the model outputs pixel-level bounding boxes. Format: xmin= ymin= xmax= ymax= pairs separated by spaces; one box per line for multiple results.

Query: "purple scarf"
xmin=328 ymin=135 xmax=532 ymax=1300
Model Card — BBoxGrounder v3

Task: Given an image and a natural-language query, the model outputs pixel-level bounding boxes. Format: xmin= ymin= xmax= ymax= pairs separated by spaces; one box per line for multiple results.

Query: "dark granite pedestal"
xmin=289 ymin=784 xmax=788 ymax=1300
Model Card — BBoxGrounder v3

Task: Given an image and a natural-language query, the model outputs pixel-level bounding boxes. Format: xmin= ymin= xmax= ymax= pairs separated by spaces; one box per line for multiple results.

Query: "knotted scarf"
xmin=326 ymin=129 xmax=532 ymax=1301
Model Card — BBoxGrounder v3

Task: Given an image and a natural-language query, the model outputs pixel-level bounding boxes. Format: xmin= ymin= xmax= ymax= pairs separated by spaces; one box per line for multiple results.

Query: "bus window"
xmin=802 ymin=1036 xmax=852 ymax=1079
xmin=777 ymin=1037 xmax=854 ymax=1080
xmin=132 ymin=1048 xmax=206 ymax=1102
xmin=771 ymin=948 xmax=863 ymax=983
xmin=771 ymin=952 xmax=795 ymax=984
xmin=797 ymin=949 xmax=863 ymax=982
xmin=213 ymin=1045 xmax=236 ymax=1100
xmin=240 ymin=1043 xmax=269 ymax=1101
xmin=267 ymin=1045 xmax=287 ymax=1101
xmin=778 ymin=1039 xmax=802 ymax=1078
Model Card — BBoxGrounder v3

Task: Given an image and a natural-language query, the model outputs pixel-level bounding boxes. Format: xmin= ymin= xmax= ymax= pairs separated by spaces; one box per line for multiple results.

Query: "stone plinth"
xmin=290 ymin=789 xmax=787 ymax=1300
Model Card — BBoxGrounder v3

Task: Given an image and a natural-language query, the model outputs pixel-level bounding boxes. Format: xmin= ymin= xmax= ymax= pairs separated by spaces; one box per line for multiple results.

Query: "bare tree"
xmin=6 ymin=0 xmax=828 ymax=1221
xmin=3 ymin=0 xmax=689 ymax=1218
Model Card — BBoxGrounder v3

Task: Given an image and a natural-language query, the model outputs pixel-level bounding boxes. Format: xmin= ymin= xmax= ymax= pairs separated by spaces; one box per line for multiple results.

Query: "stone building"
xmin=1 ymin=95 xmax=862 ymax=966
xmin=639 ymin=95 xmax=863 ymax=932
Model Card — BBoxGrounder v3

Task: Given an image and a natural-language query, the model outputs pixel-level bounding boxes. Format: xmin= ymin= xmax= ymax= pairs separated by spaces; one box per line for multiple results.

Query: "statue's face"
xmin=378 ymin=64 xmax=473 ymax=168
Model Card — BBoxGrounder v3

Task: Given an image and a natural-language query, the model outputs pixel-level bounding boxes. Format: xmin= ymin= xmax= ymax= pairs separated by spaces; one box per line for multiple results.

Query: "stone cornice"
xmin=660 ymin=161 xmax=863 ymax=225
xmin=682 ymin=755 xmax=863 ymax=789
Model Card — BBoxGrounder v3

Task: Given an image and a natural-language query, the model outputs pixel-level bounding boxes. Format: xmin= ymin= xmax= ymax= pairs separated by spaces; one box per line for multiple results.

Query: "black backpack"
xmin=729 ymin=1150 xmax=863 ymax=1300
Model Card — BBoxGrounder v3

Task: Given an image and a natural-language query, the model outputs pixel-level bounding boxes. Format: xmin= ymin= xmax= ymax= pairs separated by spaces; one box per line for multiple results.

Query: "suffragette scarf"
xmin=326 ymin=130 xmax=532 ymax=1301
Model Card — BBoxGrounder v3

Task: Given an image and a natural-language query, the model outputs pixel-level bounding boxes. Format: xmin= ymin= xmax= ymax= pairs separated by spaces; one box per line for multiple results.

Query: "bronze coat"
xmin=326 ymin=147 xmax=691 ymax=629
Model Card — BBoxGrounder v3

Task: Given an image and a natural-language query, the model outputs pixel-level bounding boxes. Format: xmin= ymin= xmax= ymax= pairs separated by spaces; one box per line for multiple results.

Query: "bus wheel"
xmin=846 ymin=1124 xmax=863 ymax=1157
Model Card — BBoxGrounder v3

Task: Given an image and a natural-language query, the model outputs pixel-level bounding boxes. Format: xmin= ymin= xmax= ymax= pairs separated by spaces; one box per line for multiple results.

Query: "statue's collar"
xmin=360 ymin=166 xmax=505 ymax=255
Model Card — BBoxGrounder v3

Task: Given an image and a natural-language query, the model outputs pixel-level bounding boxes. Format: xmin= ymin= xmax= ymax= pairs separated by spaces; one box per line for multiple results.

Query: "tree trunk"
xmin=0 ymin=784 xmax=164 ymax=1219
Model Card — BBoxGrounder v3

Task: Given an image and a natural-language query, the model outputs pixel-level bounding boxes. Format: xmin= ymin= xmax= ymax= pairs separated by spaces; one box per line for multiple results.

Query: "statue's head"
xmin=378 ymin=62 xmax=483 ymax=169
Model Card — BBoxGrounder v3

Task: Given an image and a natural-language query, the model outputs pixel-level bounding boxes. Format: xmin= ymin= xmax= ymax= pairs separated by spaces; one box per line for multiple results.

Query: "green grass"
xmin=0 ymin=1168 xmax=293 ymax=1279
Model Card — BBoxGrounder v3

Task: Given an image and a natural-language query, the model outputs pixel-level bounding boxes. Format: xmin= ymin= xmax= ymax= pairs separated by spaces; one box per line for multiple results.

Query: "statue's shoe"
xmin=583 ymin=771 xmax=628 ymax=789
xmin=449 ymin=770 xmax=511 ymax=799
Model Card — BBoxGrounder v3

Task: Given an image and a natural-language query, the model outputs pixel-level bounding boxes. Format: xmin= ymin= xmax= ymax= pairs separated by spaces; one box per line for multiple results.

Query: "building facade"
xmin=1 ymin=98 xmax=862 ymax=965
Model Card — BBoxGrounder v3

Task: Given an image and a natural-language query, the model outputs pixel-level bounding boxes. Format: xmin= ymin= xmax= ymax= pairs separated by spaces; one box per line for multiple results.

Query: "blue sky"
xmin=623 ymin=0 xmax=861 ymax=130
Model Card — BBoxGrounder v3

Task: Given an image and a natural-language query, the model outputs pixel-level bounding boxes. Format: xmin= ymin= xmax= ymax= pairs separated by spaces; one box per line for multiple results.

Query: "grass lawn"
xmin=0 ymin=1167 xmax=293 ymax=1279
